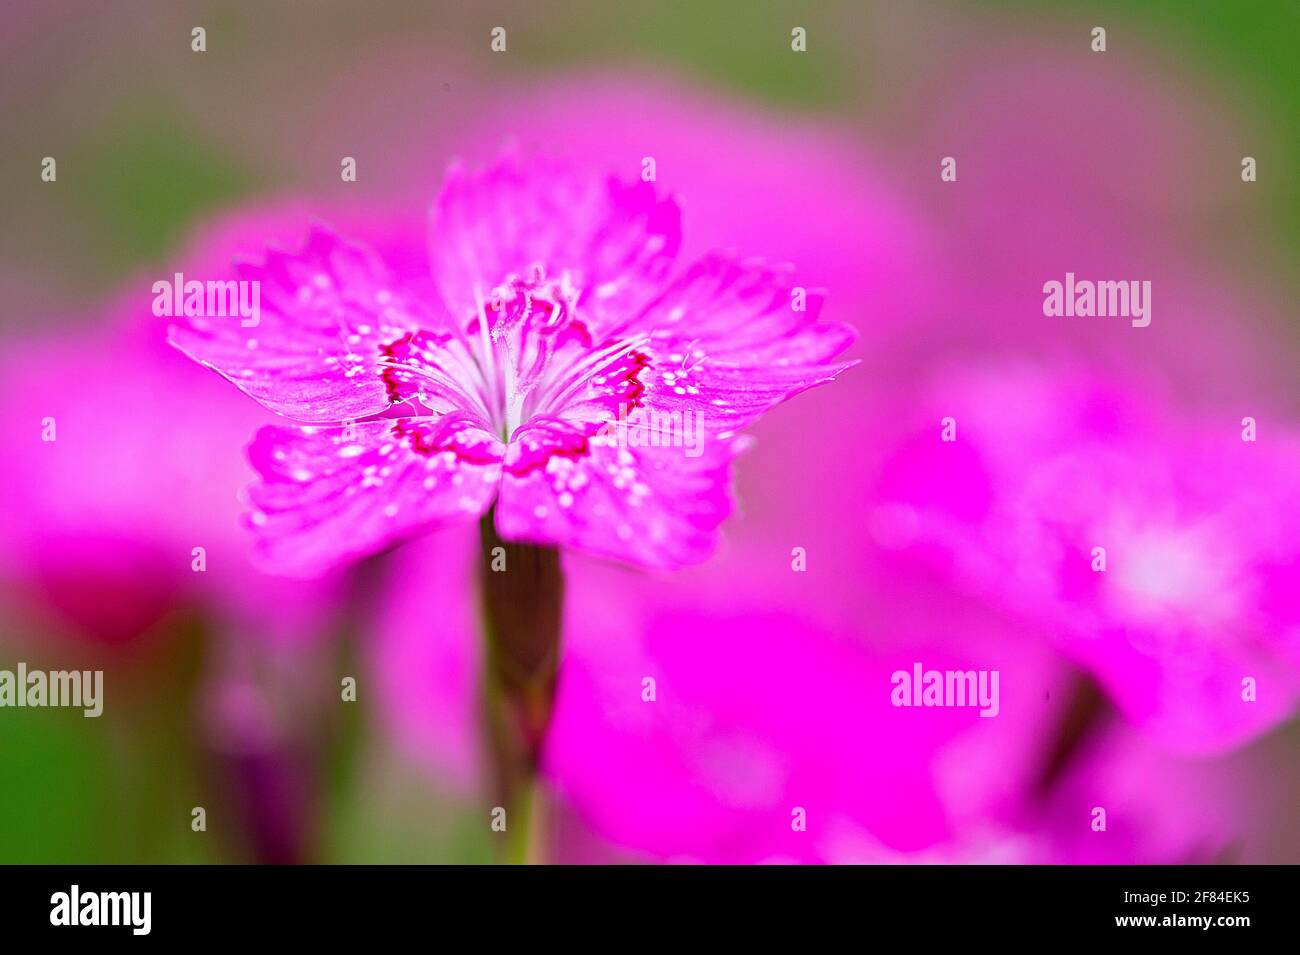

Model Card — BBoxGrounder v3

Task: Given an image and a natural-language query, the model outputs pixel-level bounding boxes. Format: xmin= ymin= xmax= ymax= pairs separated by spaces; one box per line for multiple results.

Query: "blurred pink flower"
xmin=544 ymin=562 xmax=1057 ymax=863
xmin=1022 ymin=721 xmax=1247 ymax=865
xmin=369 ymin=527 xmax=1253 ymax=863
xmin=0 ymin=202 xmax=390 ymax=645
xmin=868 ymin=362 xmax=1300 ymax=754
xmin=0 ymin=313 xmax=265 ymax=644
xmin=170 ymin=151 xmax=856 ymax=575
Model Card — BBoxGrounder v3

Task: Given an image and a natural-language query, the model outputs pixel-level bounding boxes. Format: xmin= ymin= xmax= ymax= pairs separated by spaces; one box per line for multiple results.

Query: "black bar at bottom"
xmin=0 ymin=865 xmax=1286 ymax=941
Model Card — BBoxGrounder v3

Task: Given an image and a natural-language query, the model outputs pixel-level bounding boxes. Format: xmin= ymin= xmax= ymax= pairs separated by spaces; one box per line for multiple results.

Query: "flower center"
xmin=467 ymin=265 xmax=650 ymax=445
xmin=377 ymin=263 xmax=652 ymax=452
xmin=472 ymin=265 xmax=582 ymax=442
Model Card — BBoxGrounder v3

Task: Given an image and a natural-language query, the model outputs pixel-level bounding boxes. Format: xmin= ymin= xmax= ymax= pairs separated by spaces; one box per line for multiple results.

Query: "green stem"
xmin=479 ymin=510 xmax=564 ymax=864
xmin=507 ymin=774 xmax=535 ymax=865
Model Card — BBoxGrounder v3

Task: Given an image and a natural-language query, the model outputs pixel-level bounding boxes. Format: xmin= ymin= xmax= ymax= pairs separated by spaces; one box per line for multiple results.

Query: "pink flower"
xmin=169 ymin=152 xmax=856 ymax=575
xmin=869 ymin=363 xmax=1300 ymax=753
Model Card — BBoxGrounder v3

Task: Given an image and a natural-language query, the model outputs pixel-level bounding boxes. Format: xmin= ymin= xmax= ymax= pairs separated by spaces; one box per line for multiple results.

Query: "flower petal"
xmin=628 ymin=253 xmax=857 ymax=434
xmin=246 ymin=414 xmax=502 ymax=576
xmin=169 ymin=225 xmax=442 ymax=423
xmin=429 ymin=151 xmax=680 ymax=330
xmin=494 ymin=420 xmax=739 ymax=570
